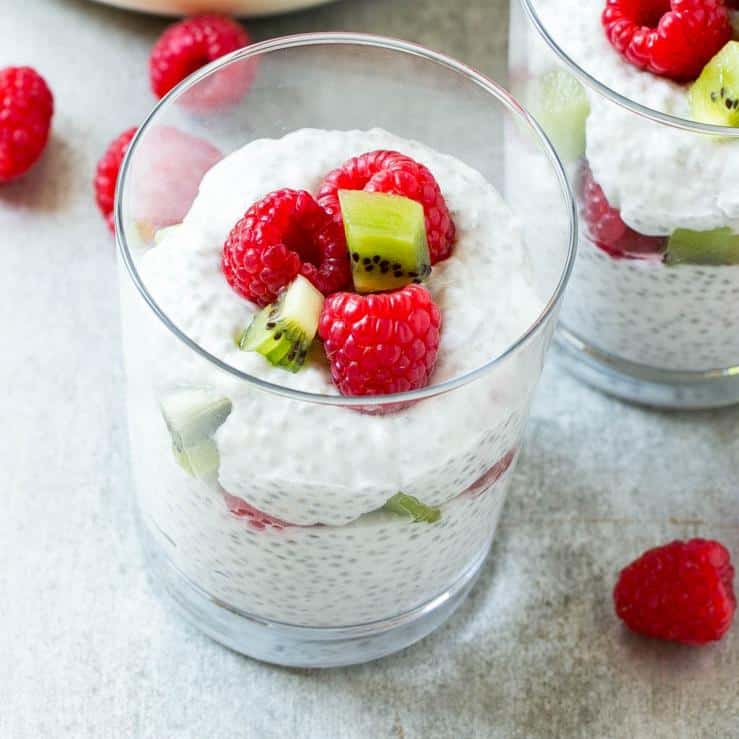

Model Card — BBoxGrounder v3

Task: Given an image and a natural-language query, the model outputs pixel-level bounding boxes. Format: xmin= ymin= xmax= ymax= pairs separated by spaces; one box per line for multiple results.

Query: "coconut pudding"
xmin=120 ymin=127 xmax=547 ymax=627
xmin=516 ymin=0 xmax=739 ymax=374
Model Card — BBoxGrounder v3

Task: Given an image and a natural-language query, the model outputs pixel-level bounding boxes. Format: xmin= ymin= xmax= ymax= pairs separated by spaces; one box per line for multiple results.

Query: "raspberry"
xmin=466 ymin=449 xmax=517 ymax=497
xmin=222 ymin=189 xmax=350 ymax=307
xmin=130 ymin=125 xmax=222 ymax=232
xmin=0 ymin=67 xmax=53 ymax=183
xmin=317 ymin=150 xmax=456 ymax=264
xmin=614 ymin=539 xmax=736 ymax=645
xmin=602 ymin=0 xmax=731 ymax=82
xmin=149 ymin=14 xmax=251 ymax=100
xmin=318 ymin=284 xmax=442 ymax=396
xmin=94 ymin=127 xmax=137 ymax=232
xmin=579 ymin=164 xmax=666 ymax=260
xmin=223 ymin=492 xmax=292 ymax=531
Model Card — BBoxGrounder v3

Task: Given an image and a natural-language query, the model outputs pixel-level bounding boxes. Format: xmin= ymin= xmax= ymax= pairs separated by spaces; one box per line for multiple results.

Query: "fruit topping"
xmin=318 ymin=284 xmax=441 ymax=396
xmin=222 ymin=188 xmax=350 ymax=307
xmin=160 ymin=389 xmax=232 ymax=478
xmin=338 ymin=190 xmax=431 ymax=293
xmin=602 ymin=0 xmax=731 ymax=82
xmin=317 ymin=150 xmax=456 ymax=264
xmin=0 ymin=66 xmax=53 ymax=183
xmin=580 ymin=164 xmax=667 ymax=260
xmin=95 ymin=127 xmax=137 ymax=232
xmin=614 ymin=539 xmax=736 ymax=645
xmin=689 ymin=41 xmax=739 ymax=125
xmin=665 ymin=227 xmax=739 ymax=265
xmin=149 ymin=14 xmax=251 ymax=100
xmin=383 ymin=493 xmax=441 ymax=523
xmin=526 ymin=69 xmax=590 ymax=162
xmin=239 ymin=275 xmax=324 ymax=372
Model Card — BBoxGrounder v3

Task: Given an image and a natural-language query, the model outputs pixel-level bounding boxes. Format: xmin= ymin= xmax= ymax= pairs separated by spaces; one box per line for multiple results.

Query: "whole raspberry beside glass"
xmin=602 ymin=0 xmax=731 ymax=82
xmin=0 ymin=67 xmax=53 ymax=183
xmin=318 ymin=284 xmax=442 ymax=396
xmin=149 ymin=14 xmax=251 ymax=103
xmin=614 ymin=538 xmax=736 ymax=645
xmin=94 ymin=127 xmax=137 ymax=232
xmin=222 ymin=188 xmax=351 ymax=307
xmin=317 ymin=150 xmax=456 ymax=264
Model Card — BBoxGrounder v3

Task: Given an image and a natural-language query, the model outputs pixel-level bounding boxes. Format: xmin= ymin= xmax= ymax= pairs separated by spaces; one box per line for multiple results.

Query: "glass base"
xmin=557 ymin=327 xmax=739 ymax=409
xmin=141 ymin=519 xmax=490 ymax=668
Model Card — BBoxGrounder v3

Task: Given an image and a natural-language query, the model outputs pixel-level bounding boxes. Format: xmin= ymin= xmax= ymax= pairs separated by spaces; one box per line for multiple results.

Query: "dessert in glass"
xmin=511 ymin=0 xmax=739 ymax=407
xmin=116 ymin=34 xmax=575 ymax=667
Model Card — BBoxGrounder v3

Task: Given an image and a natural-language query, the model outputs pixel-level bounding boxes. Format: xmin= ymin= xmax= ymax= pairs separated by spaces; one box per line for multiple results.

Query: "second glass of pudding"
xmin=511 ymin=0 xmax=739 ymax=408
xmin=116 ymin=34 xmax=575 ymax=667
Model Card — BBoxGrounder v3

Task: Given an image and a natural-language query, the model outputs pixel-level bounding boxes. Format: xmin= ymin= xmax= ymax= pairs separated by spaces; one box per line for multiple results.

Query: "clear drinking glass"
xmin=511 ymin=0 xmax=739 ymax=408
xmin=116 ymin=33 xmax=575 ymax=667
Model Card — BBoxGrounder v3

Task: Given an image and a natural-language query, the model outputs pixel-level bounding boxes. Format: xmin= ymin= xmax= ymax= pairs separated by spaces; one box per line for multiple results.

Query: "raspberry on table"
xmin=318 ymin=284 xmax=442 ymax=396
xmin=579 ymin=163 xmax=666 ymax=259
xmin=602 ymin=0 xmax=731 ymax=82
xmin=94 ymin=127 xmax=137 ymax=232
xmin=614 ymin=538 xmax=736 ymax=645
xmin=317 ymin=150 xmax=456 ymax=264
xmin=0 ymin=67 xmax=53 ymax=183
xmin=149 ymin=14 xmax=251 ymax=100
xmin=222 ymin=188 xmax=351 ymax=307
xmin=223 ymin=492 xmax=292 ymax=531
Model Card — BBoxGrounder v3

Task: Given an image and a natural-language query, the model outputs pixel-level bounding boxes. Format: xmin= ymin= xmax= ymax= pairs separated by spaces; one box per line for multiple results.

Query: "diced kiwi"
xmin=239 ymin=275 xmax=324 ymax=372
xmin=665 ymin=228 xmax=739 ymax=266
xmin=383 ymin=492 xmax=441 ymax=523
xmin=339 ymin=190 xmax=431 ymax=294
xmin=160 ymin=389 xmax=233 ymax=477
xmin=526 ymin=69 xmax=590 ymax=162
xmin=689 ymin=41 xmax=739 ymax=126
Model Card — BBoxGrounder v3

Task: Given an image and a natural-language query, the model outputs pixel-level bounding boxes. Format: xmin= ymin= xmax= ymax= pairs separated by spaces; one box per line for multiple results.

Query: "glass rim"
xmin=115 ymin=31 xmax=577 ymax=407
xmin=520 ymin=0 xmax=739 ymax=136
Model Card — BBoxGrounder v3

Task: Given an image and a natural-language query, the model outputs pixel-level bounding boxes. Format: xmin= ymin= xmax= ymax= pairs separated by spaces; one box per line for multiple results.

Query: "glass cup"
xmin=116 ymin=33 xmax=575 ymax=667
xmin=511 ymin=0 xmax=739 ymax=408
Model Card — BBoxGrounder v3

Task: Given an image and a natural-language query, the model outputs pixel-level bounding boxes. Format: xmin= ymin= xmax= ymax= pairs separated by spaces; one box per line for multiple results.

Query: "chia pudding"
xmin=120 ymin=128 xmax=551 ymax=627
xmin=514 ymin=0 xmax=739 ymax=375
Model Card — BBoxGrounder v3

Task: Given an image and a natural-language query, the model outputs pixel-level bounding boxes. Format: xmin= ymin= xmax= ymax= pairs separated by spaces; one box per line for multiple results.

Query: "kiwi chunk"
xmin=665 ymin=228 xmax=739 ymax=266
xmin=689 ymin=41 xmax=739 ymax=126
xmin=383 ymin=493 xmax=441 ymax=523
xmin=526 ymin=69 xmax=590 ymax=162
xmin=160 ymin=389 xmax=232 ymax=477
xmin=339 ymin=190 xmax=431 ymax=294
xmin=239 ymin=275 xmax=324 ymax=372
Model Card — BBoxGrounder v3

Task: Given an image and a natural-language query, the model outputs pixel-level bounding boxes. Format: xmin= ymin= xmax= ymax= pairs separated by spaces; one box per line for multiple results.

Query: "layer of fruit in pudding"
xmin=518 ymin=0 xmax=739 ymax=372
xmin=122 ymin=128 xmax=545 ymax=626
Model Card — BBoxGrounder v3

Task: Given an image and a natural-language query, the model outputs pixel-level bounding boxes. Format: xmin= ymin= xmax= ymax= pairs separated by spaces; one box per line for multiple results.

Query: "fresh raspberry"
xmin=0 ymin=67 xmax=53 ymax=183
xmin=149 ymin=14 xmax=251 ymax=100
xmin=94 ymin=127 xmax=137 ymax=232
xmin=317 ymin=150 xmax=456 ymax=264
xmin=222 ymin=189 xmax=350 ymax=307
xmin=223 ymin=492 xmax=292 ymax=531
xmin=614 ymin=539 xmax=736 ymax=645
xmin=466 ymin=449 xmax=517 ymax=497
xmin=129 ymin=125 xmax=222 ymax=234
xmin=579 ymin=164 xmax=666 ymax=260
xmin=602 ymin=0 xmax=731 ymax=82
xmin=318 ymin=284 xmax=442 ymax=396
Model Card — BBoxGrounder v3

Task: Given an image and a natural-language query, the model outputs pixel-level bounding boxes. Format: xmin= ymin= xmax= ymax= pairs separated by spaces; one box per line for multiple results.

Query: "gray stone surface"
xmin=1 ymin=0 xmax=738 ymax=737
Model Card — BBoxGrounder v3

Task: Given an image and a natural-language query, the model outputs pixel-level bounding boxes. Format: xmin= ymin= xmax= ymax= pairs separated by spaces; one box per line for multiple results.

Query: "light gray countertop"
xmin=1 ymin=1 xmax=738 ymax=737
